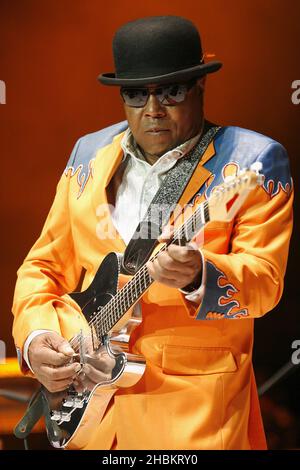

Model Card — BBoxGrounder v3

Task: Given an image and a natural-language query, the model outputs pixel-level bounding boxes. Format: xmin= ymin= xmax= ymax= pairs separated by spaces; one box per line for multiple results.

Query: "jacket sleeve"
xmin=182 ymin=141 xmax=294 ymax=320
xmin=12 ymin=141 xmax=89 ymax=372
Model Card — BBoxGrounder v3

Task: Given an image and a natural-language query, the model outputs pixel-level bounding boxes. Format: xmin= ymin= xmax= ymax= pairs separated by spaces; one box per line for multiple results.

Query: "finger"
xmin=73 ymin=379 xmax=84 ymax=394
xmin=158 ymin=224 xmax=174 ymax=242
xmin=82 ymin=364 xmax=111 ymax=383
xmin=148 ymin=255 xmax=203 ymax=288
xmin=155 ymin=251 xmax=196 ymax=275
xmin=147 ymin=260 xmax=155 ymax=279
xmin=155 ymin=256 xmax=197 ymax=281
xmin=73 ymin=369 xmax=109 ymax=393
xmin=154 ymin=276 xmax=185 ymax=289
xmin=147 ymin=260 xmax=183 ymax=284
xmin=152 ymin=258 xmax=179 ymax=280
xmin=40 ymin=362 xmax=82 ymax=381
xmin=47 ymin=335 xmax=75 ymax=357
xmin=186 ymin=241 xmax=199 ymax=251
xmin=56 ymin=342 xmax=75 ymax=357
xmin=86 ymin=353 xmax=116 ymax=374
xmin=148 ymin=259 xmax=180 ymax=281
xmin=45 ymin=377 xmax=75 ymax=393
xmin=167 ymin=244 xmax=201 ymax=264
xmin=76 ymin=375 xmax=100 ymax=392
xmin=37 ymin=348 xmax=73 ymax=367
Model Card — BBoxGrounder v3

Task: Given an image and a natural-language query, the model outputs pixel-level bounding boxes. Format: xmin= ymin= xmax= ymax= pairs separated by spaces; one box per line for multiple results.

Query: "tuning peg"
xmin=250 ymin=162 xmax=263 ymax=173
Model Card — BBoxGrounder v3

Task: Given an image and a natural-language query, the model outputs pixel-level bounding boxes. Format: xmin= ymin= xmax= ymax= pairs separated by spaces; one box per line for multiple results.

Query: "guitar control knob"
xmin=51 ymin=411 xmax=71 ymax=422
xmin=63 ymin=396 xmax=85 ymax=408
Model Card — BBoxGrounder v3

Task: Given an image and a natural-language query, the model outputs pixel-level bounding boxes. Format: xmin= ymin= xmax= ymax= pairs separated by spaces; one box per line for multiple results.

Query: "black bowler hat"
xmin=98 ymin=16 xmax=222 ymax=86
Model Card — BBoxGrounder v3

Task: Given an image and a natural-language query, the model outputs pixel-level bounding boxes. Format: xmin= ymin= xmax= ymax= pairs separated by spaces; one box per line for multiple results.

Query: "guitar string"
xmin=96 ymin=200 xmax=208 ymax=335
xmin=68 ymin=209 xmax=203 ymax=352
xmin=85 ymin=175 xmax=247 ymax=342
xmin=69 ymin=174 xmax=249 ymax=352
xmin=68 ymin=199 xmax=209 ymax=353
xmin=69 ymin=199 xmax=209 ymax=352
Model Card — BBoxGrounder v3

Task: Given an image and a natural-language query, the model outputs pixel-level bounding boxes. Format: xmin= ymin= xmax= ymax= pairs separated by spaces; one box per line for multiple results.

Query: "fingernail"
xmin=62 ymin=345 xmax=74 ymax=355
xmin=74 ymin=363 xmax=82 ymax=373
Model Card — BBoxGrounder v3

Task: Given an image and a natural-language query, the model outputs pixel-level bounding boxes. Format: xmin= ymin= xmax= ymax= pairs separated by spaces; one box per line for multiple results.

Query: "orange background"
xmin=0 ymin=0 xmax=299 ymax=391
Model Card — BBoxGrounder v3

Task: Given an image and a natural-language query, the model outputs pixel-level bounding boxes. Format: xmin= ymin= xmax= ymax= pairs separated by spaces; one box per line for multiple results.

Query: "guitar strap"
xmin=14 ymin=386 xmax=62 ymax=446
xmin=122 ymin=121 xmax=221 ymax=274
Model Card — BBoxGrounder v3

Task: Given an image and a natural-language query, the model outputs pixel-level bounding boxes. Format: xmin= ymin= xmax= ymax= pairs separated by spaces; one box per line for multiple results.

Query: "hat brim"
xmin=98 ymin=61 xmax=222 ymax=86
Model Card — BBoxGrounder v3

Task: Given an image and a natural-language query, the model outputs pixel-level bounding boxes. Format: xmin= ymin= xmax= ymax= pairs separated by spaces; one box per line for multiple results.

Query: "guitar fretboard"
xmin=91 ymin=200 xmax=210 ymax=338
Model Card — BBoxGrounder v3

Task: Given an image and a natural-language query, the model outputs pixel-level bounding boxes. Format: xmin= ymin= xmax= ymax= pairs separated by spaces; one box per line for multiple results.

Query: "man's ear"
xmin=197 ymin=76 xmax=206 ymax=92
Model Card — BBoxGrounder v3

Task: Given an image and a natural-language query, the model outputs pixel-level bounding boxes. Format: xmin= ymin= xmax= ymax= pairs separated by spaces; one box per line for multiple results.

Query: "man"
xmin=12 ymin=16 xmax=293 ymax=449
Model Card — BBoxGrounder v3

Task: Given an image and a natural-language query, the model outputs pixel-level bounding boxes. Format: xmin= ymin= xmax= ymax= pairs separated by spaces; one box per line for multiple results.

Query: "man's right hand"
xmin=28 ymin=332 xmax=81 ymax=393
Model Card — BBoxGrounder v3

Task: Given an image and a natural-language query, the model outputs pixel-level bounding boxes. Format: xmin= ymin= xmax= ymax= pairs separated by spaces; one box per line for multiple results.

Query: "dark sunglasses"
xmin=120 ymin=79 xmax=197 ymax=108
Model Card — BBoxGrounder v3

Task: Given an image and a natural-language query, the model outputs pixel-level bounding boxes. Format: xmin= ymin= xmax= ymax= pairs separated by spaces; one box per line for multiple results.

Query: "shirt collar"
xmin=120 ymin=125 xmax=204 ymax=165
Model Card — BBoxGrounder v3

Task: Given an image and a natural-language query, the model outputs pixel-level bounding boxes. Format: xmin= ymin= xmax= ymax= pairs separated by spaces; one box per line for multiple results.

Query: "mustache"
xmin=144 ymin=122 xmax=170 ymax=131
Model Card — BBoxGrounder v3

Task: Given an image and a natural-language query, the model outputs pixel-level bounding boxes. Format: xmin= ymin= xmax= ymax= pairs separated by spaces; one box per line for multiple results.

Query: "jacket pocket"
xmin=162 ymin=344 xmax=237 ymax=375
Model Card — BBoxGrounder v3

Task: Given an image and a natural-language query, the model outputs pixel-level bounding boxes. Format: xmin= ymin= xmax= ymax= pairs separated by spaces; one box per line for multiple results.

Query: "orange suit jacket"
xmin=12 ymin=121 xmax=293 ymax=449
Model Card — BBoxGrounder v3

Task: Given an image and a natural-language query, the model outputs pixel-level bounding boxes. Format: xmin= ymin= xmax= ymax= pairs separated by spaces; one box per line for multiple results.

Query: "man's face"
xmin=122 ymin=78 xmax=205 ymax=158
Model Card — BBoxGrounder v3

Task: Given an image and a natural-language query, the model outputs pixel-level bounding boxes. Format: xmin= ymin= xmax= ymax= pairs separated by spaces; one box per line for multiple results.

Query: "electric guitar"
xmin=23 ymin=164 xmax=264 ymax=449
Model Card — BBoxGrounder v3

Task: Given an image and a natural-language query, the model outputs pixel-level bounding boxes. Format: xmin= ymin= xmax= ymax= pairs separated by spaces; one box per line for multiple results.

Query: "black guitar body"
xmin=40 ymin=252 xmax=146 ymax=448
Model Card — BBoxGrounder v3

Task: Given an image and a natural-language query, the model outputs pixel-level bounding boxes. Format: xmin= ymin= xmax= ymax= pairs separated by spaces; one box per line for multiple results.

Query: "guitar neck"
xmin=91 ymin=165 xmax=263 ymax=338
xmin=94 ymin=200 xmax=209 ymax=337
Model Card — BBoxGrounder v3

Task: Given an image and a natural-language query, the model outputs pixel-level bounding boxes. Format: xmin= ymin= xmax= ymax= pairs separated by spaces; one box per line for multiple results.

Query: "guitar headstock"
xmin=208 ymin=163 xmax=264 ymax=222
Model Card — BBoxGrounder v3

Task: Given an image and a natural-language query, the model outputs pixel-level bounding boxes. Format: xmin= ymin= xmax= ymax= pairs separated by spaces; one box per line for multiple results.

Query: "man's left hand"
xmin=146 ymin=242 xmax=202 ymax=289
